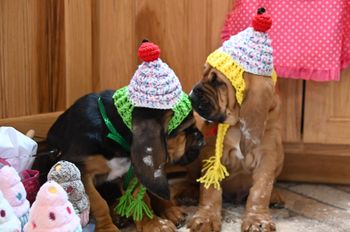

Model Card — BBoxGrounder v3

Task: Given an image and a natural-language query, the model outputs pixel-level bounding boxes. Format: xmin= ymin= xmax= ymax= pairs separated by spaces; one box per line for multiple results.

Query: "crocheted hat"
xmin=206 ymin=7 xmax=276 ymax=105
xmin=0 ymin=165 xmax=30 ymax=229
xmin=23 ymin=181 xmax=82 ymax=232
xmin=114 ymin=40 xmax=192 ymax=133
xmin=198 ymin=8 xmax=276 ymax=190
xmin=128 ymin=41 xmax=182 ymax=109
xmin=47 ymin=161 xmax=90 ymax=227
xmin=0 ymin=190 xmax=21 ymax=232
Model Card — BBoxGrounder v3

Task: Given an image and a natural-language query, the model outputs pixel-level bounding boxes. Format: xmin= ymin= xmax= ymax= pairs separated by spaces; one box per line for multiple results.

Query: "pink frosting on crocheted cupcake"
xmin=0 ymin=165 xmax=30 ymax=219
xmin=24 ymin=181 xmax=82 ymax=232
xmin=0 ymin=190 xmax=21 ymax=232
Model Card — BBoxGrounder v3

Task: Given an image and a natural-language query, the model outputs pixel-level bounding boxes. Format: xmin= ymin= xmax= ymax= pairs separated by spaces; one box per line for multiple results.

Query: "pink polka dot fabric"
xmin=222 ymin=0 xmax=350 ymax=81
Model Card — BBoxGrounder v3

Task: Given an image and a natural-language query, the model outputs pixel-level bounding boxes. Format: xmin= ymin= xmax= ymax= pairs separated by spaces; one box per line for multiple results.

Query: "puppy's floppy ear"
xmin=239 ymin=73 xmax=274 ymax=145
xmin=131 ymin=108 xmax=171 ymax=200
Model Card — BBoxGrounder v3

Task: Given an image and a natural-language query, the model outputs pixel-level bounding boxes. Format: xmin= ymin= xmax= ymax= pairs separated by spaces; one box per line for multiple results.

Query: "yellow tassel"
xmin=197 ymin=123 xmax=230 ymax=190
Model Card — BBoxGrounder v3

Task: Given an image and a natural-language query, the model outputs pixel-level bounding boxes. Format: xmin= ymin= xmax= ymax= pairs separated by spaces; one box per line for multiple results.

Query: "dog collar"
xmin=113 ymin=86 xmax=192 ymax=134
xmin=206 ymin=50 xmax=277 ymax=105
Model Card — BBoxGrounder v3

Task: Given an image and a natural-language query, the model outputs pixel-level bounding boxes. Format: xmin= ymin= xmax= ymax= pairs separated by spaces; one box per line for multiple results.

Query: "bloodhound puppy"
xmin=37 ymin=89 xmax=204 ymax=232
xmin=188 ymin=64 xmax=284 ymax=232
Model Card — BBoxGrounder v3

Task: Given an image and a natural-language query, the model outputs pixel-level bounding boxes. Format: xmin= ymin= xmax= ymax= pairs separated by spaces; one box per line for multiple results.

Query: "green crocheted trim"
xmin=113 ymin=87 xmax=192 ymax=134
xmin=113 ymin=86 xmax=134 ymax=130
xmin=168 ymin=92 xmax=192 ymax=133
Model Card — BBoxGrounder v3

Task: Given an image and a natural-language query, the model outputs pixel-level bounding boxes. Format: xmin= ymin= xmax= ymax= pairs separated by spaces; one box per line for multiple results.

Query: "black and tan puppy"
xmin=42 ymin=89 xmax=204 ymax=232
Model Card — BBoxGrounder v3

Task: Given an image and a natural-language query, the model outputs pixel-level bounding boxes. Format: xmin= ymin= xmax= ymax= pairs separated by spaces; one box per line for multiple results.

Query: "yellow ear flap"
xmin=206 ymin=50 xmax=246 ymax=105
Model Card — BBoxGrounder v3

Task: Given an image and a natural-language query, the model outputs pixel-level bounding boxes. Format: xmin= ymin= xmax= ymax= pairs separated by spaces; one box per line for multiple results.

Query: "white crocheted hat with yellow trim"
xmin=206 ymin=7 xmax=276 ymax=105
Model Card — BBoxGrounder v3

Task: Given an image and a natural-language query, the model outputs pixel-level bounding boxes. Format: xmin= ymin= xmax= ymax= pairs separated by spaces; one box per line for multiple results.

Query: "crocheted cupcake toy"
xmin=0 ymin=190 xmax=21 ymax=232
xmin=47 ymin=161 xmax=90 ymax=227
xmin=0 ymin=165 xmax=30 ymax=229
xmin=23 ymin=181 xmax=82 ymax=232
xmin=197 ymin=8 xmax=277 ymax=190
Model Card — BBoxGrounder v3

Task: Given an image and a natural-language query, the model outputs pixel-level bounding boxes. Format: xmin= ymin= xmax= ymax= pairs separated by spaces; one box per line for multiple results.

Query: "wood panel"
xmin=207 ymin=0 xmax=233 ymax=50
xmin=135 ymin=0 xmax=204 ymax=92
xmin=48 ymin=0 xmax=66 ymax=111
xmin=304 ymin=68 xmax=350 ymax=144
xmin=0 ymin=0 xmax=51 ymax=118
xmin=64 ymin=0 xmax=93 ymax=106
xmin=279 ymin=143 xmax=350 ymax=184
xmin=277 ymin=79 xmax=303 ymax=142
xmin=92 ymin=0 xmax=136 ymax=91
xmin=0 ymin=112 xmax=63 ymax=139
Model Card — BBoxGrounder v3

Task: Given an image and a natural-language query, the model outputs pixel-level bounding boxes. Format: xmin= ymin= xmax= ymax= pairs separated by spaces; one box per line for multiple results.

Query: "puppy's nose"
xmin=192 ymin=87 xmax=203 ymax=97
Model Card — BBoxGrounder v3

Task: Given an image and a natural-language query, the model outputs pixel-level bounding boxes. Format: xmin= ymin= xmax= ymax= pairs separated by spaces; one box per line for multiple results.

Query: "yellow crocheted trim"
xmin=272 ymin=69 xmax=277 ymax=85
xmin=206 ymin=50 xmax=246 ymax=105
xmin=197 ymin=123 xmax=230 ymax=190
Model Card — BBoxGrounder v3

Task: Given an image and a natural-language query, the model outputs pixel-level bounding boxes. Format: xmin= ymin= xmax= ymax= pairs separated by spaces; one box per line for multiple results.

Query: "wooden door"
xmin=279 ymin=68 xmax=350 ymax=184
xmin=304 ymin=68 xmax=350 ymax=144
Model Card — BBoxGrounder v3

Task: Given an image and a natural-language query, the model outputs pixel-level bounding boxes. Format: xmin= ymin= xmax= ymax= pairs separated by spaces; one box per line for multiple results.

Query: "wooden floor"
xmin=122 ymin=182 xmax=350 ymax=232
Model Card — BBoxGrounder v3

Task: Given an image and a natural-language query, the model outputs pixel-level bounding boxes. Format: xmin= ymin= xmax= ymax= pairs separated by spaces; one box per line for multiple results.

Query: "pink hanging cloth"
xmin=221 ymin=0 xmax=350 ymax=81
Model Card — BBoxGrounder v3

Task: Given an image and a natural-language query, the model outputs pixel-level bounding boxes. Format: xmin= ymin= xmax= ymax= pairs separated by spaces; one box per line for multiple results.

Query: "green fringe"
xmin=115 ymin=178 xmax=153 ymax=221
xmin=126 ymin=185 xmax=153 ymax=221
xmin=115 ymin=178 xmax=138 ymax=217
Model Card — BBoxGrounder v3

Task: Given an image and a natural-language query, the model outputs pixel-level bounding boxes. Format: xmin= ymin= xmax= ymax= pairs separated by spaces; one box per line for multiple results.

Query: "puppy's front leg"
xmin=187 ymin=185 xmax=222 ymax=232
xmin=242 ymin=154 xmax=277 ymax=232
xmin=83 ymin=155 xmax=120 ymax=232
xmin=84 ymin=175 xmax=120 ymax=232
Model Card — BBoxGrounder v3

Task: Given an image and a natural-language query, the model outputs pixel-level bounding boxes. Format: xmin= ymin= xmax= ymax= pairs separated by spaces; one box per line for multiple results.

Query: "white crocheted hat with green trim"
xmin=113 ymin=41 xmax=192 ymax=133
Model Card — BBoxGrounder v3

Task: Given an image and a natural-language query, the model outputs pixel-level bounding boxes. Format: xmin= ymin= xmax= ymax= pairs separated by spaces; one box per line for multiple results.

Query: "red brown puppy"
xmin=188 ymin=8 xmax=284 ymax=232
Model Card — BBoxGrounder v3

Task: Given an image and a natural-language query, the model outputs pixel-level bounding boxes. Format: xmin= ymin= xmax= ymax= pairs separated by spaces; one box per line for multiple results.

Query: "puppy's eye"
xmin=210 ymin=73 xmax=222 ymax=87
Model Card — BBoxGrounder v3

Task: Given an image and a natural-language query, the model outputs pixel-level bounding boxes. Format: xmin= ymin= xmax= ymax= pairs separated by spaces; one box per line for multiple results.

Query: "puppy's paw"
xmin=242 ymin=213 xmax=276 ymax=232
xmin=138 ymin=216 xmax=176 ymax=232
xmin=187 ymin=207 xmax=221 ymax=232
xmin=269 ymin=189 xmax=285 ymax=209
xmin=161 ymin=206 xmax=187 ymax=228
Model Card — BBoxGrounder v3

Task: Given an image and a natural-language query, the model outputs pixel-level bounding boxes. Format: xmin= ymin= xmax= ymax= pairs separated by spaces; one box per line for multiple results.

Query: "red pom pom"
xmin=252 ymin=13 xmax=272 ymax=32
xmin=138 ymin=42 xmax=161 ymax=62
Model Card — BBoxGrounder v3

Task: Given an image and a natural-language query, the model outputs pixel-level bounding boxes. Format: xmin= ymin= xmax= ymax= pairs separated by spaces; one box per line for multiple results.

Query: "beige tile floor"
xmin=122 ymin=182 xmax=350 ymax=232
